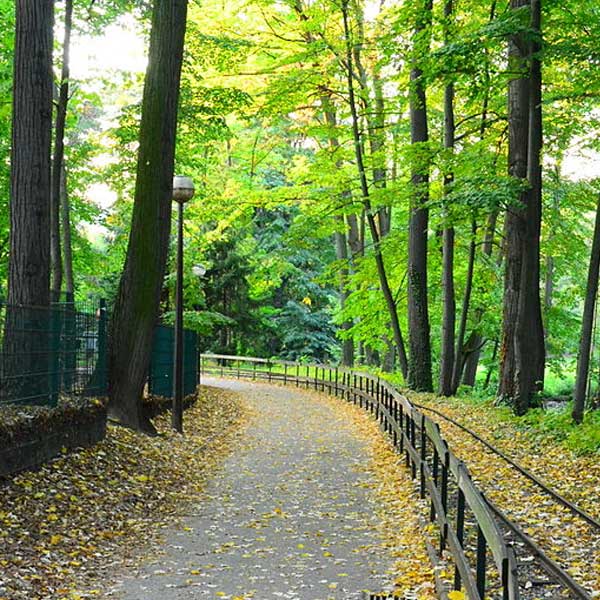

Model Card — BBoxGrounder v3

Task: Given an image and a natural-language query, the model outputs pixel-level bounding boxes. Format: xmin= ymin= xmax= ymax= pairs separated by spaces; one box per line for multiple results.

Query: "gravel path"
xmin=112 ymin=378 xmax=396 ymax=600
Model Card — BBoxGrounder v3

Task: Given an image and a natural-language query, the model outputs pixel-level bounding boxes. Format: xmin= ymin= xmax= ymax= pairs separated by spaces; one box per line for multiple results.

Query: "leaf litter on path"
xmin=0 ymin=386 xmax=245 ymax=600
xmin=113 ymin=379 xmax=436 ymax=600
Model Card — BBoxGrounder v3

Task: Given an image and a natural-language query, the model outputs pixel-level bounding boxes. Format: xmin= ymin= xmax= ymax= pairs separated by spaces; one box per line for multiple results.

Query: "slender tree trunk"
xmin=323 ymin=100 xmax=354 ymax=366
xmin=485 ymin=338 xmax=499 ymax=388
xmin=341 ymin=0 xmax=409 ymax=378
xmin=498 ymin=0 xmax=530 ymax=405
xmin=108 ymin=0 xmax=189 ymax=432
xmin=50 ymin=0 xmax=73 ymax=301
xmin=407 ymin=0 xmax=433 ymax=391
xmin=439 ymin=0 xmax=455 ymax=396
xmin=373 ymin=72 xmax=391 ymax=236
xmin=334 ymin=224 xmax=355 ymax=366
xmin=61 ymin=165 xmax=74 ymax=295
xmin=451 ymin=220 xmax=477 ymax=392
xmin=573 ymin=195 xmax=600 ymax=423
xmin=461 ymin=333 xmax=484 ymax=386
xmin=461 ymin=211 xmax=498 ymax=385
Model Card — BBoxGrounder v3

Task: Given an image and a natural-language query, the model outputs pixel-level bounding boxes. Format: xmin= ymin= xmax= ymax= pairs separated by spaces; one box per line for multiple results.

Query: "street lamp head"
xmin=172 ymin=175 xmax=195 ymax=204
xmin=192 ymin=264 xmax=207 ymax=277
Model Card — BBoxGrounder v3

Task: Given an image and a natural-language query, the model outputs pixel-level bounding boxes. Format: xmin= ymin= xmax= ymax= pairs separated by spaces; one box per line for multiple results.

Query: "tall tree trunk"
xmin=50 ymin=0 xmax=73 ymax=301
xmin=108 ymin=0 xmax=189 ymax=432
xmin=373 ymin=72 xmax=391 ymax=236
xmin=7 ymin=1 xmax=53 ymax=308
xmin=348 ymin=0 xmax=390 ymax=237
xmin=514 ymin=0 xmax=545 ymax=413
xmin=456 ymin=0 xmax=499 ymax=386
xmin=573 ymin=195 xmax=600 ymax=424
xmin=498 ymin=0 xmax=530 ymax=405
xmin=334 ymin=223 xmax=355 ymax=366
xmin=341 ymin=0 xmax=409 ymax=378
xmin=439 ymin=0 xmax=455 ymax=397
xmin=407 ymin=0 xmax=433 ymax=392
xmin=3 ymin=1 xmax=54 ymax=403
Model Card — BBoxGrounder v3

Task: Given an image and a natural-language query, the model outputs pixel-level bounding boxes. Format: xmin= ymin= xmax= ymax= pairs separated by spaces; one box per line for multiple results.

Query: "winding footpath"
xmin=111 ymin=379 xmax=403 ymax=600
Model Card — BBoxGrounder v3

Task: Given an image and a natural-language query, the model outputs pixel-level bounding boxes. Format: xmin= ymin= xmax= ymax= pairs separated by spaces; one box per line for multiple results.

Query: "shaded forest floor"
xmin=411 ymin=393 xmax=600 ymax=595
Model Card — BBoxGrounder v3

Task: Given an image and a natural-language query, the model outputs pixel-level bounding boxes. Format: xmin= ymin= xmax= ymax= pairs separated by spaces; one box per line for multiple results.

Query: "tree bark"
xmin=498 ymin=0 xmax=531 ymax=406
xmin=460 ymin=211 xmax=497 ymax=386
xmin=108 ymin=0 xmax=189 ymax=432
xmin=513 ymin=0 xmax=545 ymax=413
xmin=407 ymin=0 xmax=433 ymax=392
xmin=341 ymin=0 xmax=409 ymax=378
xmin=334 ymin=223 xmax=355 ymax=366
xmin=50 ymin=0 xmax=73 ymax=301
xmin=456 ymin=0 xmax=499 ymax=386
xmin=573 ymin=195 xmax=600 ymax=424
xmin=7 ymin=1 xmax=54 ymax=308
xmin=439 ymin=0 xmax=455 ymax=397
xmin=2 ymin=1 xmax=54 ymax=403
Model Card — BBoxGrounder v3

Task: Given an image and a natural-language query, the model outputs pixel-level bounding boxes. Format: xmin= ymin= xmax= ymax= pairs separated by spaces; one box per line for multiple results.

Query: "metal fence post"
xmin=476 ymin=526 xmax=487 ymax=597
xmin=63 ymin=291 xmax=75 ymax=390
xmin=49 ymin=304 xmax=61 ymax=406
xmin=454 ymin=488 xmax=466 ymax=590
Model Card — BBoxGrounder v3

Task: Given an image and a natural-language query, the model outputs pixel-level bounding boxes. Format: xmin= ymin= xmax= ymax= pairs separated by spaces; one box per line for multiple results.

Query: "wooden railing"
xmin=200 ymin=354 xmax=520 ymax=600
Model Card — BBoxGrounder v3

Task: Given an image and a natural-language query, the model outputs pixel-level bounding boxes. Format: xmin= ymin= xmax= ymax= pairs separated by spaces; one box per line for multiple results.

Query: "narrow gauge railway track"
xmin=412 ymin=402 xmax=599 ymax=599
xmin=487 ymin=499 xmax=592 ymax=599
xmin=412 ymin=402 xmax=600 ymax=531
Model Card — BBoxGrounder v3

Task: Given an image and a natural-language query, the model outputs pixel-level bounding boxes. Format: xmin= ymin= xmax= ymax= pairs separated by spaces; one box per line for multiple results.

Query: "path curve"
xmin=114 ymin=378 xmax=397 ymax=599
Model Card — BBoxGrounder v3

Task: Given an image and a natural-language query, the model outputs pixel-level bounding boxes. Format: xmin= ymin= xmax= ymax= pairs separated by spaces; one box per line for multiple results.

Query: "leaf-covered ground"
xmin=411 ymin=393 xmax=600 ymax=596
xmin=112 ymin=378 xmax=435 ymax=599
xmin=0 ymin=386 xmax=245 ymax=600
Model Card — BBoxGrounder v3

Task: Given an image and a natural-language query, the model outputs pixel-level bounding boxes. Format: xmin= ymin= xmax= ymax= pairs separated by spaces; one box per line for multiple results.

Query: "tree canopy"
xmin=2 ymin=0 xmax=600 ymax=424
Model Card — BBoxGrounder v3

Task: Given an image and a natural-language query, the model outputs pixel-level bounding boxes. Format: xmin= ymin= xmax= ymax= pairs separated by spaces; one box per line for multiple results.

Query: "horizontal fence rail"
xmin=200 ymin=353 xmax=520 ymax=600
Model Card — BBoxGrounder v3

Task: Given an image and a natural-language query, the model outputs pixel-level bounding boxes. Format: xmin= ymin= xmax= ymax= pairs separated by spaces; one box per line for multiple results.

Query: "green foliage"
xmin=518 ymin=405 xmax=600 ymax=455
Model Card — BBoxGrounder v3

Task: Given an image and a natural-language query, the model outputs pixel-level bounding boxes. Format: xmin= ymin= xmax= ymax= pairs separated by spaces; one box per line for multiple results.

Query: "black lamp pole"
xmin=172 ymin=175 xmax=195 ymax=433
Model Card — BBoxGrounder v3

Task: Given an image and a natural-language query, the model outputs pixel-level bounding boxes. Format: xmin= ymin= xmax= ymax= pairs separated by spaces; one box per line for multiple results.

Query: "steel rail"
xmin=485 ymin=498 xmax=592 ymax=600
xmin=413 ymin=402 xmax=600 ymax=532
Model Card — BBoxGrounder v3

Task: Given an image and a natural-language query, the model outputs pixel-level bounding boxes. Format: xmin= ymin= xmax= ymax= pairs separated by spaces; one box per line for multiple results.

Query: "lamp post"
xmin=172 ymin=175 xmax=195 ymax=433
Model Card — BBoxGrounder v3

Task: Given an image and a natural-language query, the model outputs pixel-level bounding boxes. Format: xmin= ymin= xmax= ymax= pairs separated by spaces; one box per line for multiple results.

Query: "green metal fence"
xmin=0 ymin=297 xmax=199 ymax=407
xmin=148 ymin=325 xmax=198 ymax=398
xmin=0 ymin=299 xmax=108 ymax=407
